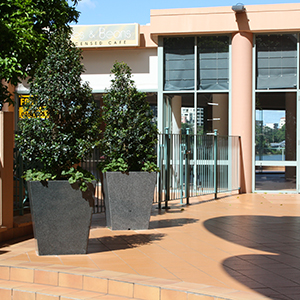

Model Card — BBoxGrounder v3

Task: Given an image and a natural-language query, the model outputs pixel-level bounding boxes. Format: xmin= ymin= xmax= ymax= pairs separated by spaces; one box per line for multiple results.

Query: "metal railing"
xmin=13 ymin=148 xmax=29 ymax=216
xmin=81 ymin=147 xmax=104 ymax=213
xmin=13 ymin=132 xmax=241 ymax=215
xmin=156 ymin=130 xmax=240 ymax=208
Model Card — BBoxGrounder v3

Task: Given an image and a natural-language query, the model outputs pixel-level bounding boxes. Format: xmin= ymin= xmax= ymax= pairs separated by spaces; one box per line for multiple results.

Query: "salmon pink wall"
xmin=150 ymin=3 xmax=300 ymax=38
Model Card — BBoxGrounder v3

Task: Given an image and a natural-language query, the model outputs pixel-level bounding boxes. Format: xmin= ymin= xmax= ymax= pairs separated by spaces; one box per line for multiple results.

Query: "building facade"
xmin=15 ymin=3 xmax=300 ymax=194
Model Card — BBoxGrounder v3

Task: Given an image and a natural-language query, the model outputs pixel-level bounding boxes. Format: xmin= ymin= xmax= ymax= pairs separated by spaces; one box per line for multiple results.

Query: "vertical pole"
xmin=157 ymin=140 xmax=162 ymax=209
xmin=185 ymin=128 xmax=190 ymax=205
xmin=19 ymin=150 xmax=24 ymax=216
xmin=157 ymin=37 xmax=164 ymax=134
xmin=164 ymin=127 xmax=170 ymax=209
xmin=180 ymin=143 xmax=185 ymax=205
xmin=157 ymin=36 xmax=164 ymax=206
xmin=214 ymin=129 xmax=218 ymax=199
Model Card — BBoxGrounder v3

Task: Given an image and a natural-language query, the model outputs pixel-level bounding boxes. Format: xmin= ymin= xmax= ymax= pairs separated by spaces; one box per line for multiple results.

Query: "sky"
xmin=73 ymin=0 xmax=300 ymax=25
xmin=256 ymin=110 xmax=285 ymax=125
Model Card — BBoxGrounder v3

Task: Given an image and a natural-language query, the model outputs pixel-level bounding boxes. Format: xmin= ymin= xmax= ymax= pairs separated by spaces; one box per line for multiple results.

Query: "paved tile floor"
xmin=1 ymin=193 xmax=300 ymax=299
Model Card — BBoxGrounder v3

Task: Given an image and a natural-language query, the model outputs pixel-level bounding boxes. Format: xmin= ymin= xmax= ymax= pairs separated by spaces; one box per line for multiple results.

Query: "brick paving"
xmin=1 ymin=193 xmax=300 ymax=299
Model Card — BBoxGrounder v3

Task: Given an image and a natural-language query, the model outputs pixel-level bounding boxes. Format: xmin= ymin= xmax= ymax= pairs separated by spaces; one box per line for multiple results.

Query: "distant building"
xmin=279 ymin=117 xmax=286 ymax=129
xmin=270 ymin=140 xmax=285 ymax=148
xmin=265 ymin=123 xmax=278 ymax=129
xmin=181 ymin=107 xmax=203 ymax=126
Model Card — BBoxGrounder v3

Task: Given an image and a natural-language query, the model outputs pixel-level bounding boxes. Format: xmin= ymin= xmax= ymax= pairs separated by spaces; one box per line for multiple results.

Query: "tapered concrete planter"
xmin=28 ymin=181 xmax=94 ymax=255
xmin=102 ymin=172 xmax=156 ymax=230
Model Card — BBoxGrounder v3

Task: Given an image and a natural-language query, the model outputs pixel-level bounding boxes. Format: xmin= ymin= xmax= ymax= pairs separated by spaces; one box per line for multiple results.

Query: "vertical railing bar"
xmin=214 ymin=130 xmax=218 ymax=199
xmin=19 ymin=150 xmax=24 ymax=215
xmin=180 ymin=141 xmax=184 ymax=204
xmin=157 ymin=138 xmax=162 ymax=209
xmin=164 ymin=128 xmax=170 ymax=209
xmin=185 ymin=129 xmax=190 ymax=205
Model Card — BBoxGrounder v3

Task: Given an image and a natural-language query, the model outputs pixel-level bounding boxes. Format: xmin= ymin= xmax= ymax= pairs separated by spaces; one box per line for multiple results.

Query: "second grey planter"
xmin=102 ymin=172 xmax=156 ymax=230
xmin=28 ymin=180 xmax=94 ymax=255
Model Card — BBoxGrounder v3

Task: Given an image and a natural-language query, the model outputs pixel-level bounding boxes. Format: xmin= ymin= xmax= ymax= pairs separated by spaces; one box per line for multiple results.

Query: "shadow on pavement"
xmin=204 ymin=215 xmax=300 ymax=300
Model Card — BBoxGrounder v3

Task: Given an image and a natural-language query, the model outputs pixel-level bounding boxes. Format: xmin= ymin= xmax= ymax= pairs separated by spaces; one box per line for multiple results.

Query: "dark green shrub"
xmin=98 ymin=62 xmax=158 ymax=173
xmin=15 ymin=28 xmax=101 ymax=190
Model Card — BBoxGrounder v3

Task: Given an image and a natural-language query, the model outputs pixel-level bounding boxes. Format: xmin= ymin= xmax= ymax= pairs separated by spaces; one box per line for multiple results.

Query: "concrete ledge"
xmin=0 ymin=261 xmax=271 ymax=300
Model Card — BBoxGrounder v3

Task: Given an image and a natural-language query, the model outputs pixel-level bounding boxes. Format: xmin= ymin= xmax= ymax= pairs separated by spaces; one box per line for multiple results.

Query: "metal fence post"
xmin=164 ymin=127 xmax=170 ymax=209
xmin=18 ymin=151 xmax=24 ymax=216
xmin=185 ymin=128 xmax=190 ymax=205
xmin=214 ymin=129 xmax=218 ymax=199
xmin=157 ymin=140 xmax=162 ymax=209
xmin=180 ymin=143 xmax=186 ymax=205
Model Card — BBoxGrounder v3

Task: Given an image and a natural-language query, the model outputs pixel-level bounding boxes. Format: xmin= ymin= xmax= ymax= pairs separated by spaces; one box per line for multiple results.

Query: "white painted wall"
xmin=81 ymin=48 xmax=158 ymax=92
xmin=16 ymin=48 xmax=158 ymax=94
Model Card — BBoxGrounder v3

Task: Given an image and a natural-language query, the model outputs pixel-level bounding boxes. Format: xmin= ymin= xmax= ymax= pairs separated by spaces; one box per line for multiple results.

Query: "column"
xmin=0 ymin=112 xmax=14 ymax=228
xmin=171 ymin=96 xmax=182 ymax=134
xmin=171 ymin=96 xmax=182 ymax=188
xmin=285 ymin=92 xmax=296 ymax=179
xmin=231 ymin=32 xmax=253 ymax=193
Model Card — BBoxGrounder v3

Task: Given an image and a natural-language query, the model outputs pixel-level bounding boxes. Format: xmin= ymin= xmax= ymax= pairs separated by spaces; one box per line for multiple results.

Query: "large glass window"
xmin=163 ymin=36 xmax=230 ymax=92
xmin=254 ymin=33 xmax=298 ymax=193
xmin=163 ymin=35 xmax=229 ymax=135
xmin=256 ymin=34 xmax=297 ymax=90
xmin=197 ymin=93 xmax=228 ymax=135
xmin=255 ymin=92 xmax=296 ymax=162
xmin=164 ymin=37 xmax=195 ymax=91
xmin=255 ymin=91 xmax=297 ymax=191
xmin=255 ymin=166 xmax=296 ymax=191
xmin=197 ymin=36 xmax=229 ymax=90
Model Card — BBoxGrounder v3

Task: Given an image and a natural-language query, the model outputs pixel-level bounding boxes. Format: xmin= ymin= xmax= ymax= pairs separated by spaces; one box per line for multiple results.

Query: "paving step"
xmin=0 ymin=279 xmax=134 ymax=299
xmin=0 ymin=260 xmax=270 ymax=300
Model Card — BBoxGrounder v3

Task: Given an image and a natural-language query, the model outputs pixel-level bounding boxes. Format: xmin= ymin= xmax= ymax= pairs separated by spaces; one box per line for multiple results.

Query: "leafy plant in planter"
xmin=15 ymin=28 xmax=102 ymax=255
xmin=99 ymin=62 xmax=158 ymax=230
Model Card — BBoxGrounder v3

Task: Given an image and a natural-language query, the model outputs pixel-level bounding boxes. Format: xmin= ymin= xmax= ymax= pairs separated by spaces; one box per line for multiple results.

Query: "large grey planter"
xmin=102 ymin=172 xmax=156 ymax=230
xmin=28 ymin=180 xmax=94 ymax=255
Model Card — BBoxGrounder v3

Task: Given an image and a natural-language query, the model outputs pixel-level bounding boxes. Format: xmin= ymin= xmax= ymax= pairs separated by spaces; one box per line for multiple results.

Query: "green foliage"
xmin=24 ymin=167 xmax=95 ymax=192
xmin=98 ymin=61 xmax=158 ymax=173
xmin=0 ymin=0 xmax=79 ymax=108
xmin=102 ymin=158 xmax=129 ymax=173
xmin=61 ymin=167 xmax=95 ymax=191
xmin=255 ymin=122 xmax=286 ymax=156
xmin=15 ymin=28 xmax=102 ymax=189
xmin=141 ymin=161 xmax=160 ymax=173
xmin=24 ymin=169 xmax=57 ymax=182
xmin=181 ymin=122 xmax=192 ymax=135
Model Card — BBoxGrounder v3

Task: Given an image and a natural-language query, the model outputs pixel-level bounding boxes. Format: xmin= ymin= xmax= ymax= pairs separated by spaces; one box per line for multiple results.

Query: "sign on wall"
xmin=19 ymin=95 xmax=48 ymax=119
xmin=71 ymin=24 xmax=140 ymax=48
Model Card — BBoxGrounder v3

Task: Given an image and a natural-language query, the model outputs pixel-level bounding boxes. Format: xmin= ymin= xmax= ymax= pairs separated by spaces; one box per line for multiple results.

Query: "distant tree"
xmin=0 ymin=0 xmax=79 ymax=109
xmin=181 ymin=122 xmax=193 ymax=134
xmin=274 ymin=124 xmax=285 ymax=143
xmin=255 ymin=122 xmax=286 ymax=156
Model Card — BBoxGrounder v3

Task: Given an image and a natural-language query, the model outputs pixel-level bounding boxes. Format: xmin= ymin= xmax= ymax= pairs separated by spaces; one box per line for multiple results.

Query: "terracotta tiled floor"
xmin=1 ymin=193 xmax=300 ymax=299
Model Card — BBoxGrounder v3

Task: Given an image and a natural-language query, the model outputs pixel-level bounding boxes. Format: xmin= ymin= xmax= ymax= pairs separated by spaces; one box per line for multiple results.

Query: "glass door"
xmin=255 ymin=92 xmax=297 ymax=191
xmin=254 ymin=33 xmax=298 ymax=192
